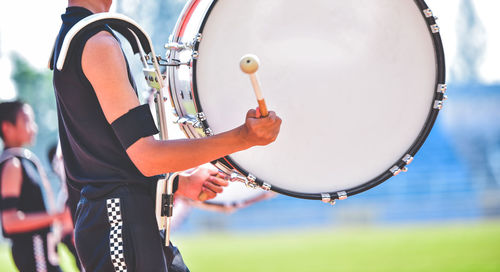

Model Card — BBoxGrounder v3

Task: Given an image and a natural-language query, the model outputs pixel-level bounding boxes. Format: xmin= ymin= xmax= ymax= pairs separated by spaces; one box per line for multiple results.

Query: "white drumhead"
xmin=195 ymin=0 xmax=436 ymax=193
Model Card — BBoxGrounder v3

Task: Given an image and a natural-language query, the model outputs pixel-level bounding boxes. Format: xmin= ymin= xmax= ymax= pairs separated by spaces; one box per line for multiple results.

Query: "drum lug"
xmin=390 ymin=166 xmax=402 ymax=176
xmin=261 ymin=182 xmax=271 ymax=191
xmin=186 ymin=34 xmax=202 ymax=50
xmin=434 ymin=84 xmax=447 ymax=110
xmin=192 ymin=51 xmax=199 ymax=60
xmin=229 ymin=171 xmax=247 ymax=184
xmin=174 ymin=115 xmax=203 ymax=129
xmin=165 ymin=34 xmax=202 ymax=52
xmin=430 ymin=24 xmax=440 ymax=33
xmin=196 ymin=112 xmax=207 ymax=122
xmin=423 ymin=8 xmax=433 ymax=18
xmin=437 ymin=84 xmax=447 ymax=94
xmin=230 ymin=172 xmax=259 ymax=189
xmin=337 ymin=191 xmax=348 ymax=200
xmin=246 ymin=174 xmax=258 ymax=189
xmin=321 ymin=193 xmax=336 ymax=205
xmin=433 ymin=100 xmax=444 ymax=110
xmin=402 ymin=154 xmax=414 ymax=165
xmin=165 ymin=42 xmax=188 ymax=51
xmin=204 ymin=128 xmax=213 ymax=136
xmin=194 ymin=33 xmax=202 ymax=43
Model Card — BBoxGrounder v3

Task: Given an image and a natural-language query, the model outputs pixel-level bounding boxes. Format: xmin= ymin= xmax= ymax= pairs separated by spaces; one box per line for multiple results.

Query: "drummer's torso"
xmin=52 ymin=6 xmax=154 ymax=188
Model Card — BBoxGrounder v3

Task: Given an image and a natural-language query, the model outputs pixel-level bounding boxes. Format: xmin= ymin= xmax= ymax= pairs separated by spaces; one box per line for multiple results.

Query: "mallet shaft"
xmin=248 ymin=67 xmax=268 ymax=117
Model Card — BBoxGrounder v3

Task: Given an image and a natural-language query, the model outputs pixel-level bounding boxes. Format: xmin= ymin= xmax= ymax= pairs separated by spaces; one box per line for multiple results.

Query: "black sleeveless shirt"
xmin=52 ymin=7 xmax=158 ymax=193
xmin=0 ymin=157 xmax=50 ymax=239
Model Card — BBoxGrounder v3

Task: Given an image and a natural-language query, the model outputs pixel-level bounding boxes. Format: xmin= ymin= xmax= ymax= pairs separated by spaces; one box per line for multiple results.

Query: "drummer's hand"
xmin=240 ymin=109 xmax=282 ymax=146
xmin=176 ymin=163 xmax=229 ymax=201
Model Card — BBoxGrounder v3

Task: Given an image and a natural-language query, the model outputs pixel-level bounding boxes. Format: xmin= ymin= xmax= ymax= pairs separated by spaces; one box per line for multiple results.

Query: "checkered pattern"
xmin=107 ymin=198 xmax=127 ymax=272
xmin=33 ymin=234 xmax=47 ymax=272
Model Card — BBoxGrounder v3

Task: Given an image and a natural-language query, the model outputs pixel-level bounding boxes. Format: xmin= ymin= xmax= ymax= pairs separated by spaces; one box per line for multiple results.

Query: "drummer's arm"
xmin=0 ymin=158 xmax=67 ymax=234
xmin=82 ymin=31 xmax=281 ymax=176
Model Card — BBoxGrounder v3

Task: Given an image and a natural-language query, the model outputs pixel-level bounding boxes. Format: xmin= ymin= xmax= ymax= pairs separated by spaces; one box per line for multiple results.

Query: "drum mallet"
xmin=240 ymin=54 xmax=268 ymax=117
xmin=198 ymin=54 xmax=267 ymax=203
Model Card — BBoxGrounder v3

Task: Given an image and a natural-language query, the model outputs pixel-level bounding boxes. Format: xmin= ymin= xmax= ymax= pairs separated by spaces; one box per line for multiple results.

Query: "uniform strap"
xmin=55 ymin=12 xmax=154 ymax=71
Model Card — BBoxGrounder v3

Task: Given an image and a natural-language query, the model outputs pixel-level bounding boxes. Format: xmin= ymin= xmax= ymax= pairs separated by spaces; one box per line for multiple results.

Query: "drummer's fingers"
xmin=259 ymin=111 xmax=277 ymax=123
xmin=208 ymin=175 xmax=229 ymax=187
xmin=201 ymin=187 xmax=216 ymax=200
xmin=261 ymin=111 xmax=282 ymax=134
xmin=216 ymin=171 xmax=228 ymax=179
xmin=246 ymin=109 xmax=257 ymax=119
xmin=204 ymin=181 xmax=224 ymax=193
xmin=266 ymin=111 xmax=281 ymax=123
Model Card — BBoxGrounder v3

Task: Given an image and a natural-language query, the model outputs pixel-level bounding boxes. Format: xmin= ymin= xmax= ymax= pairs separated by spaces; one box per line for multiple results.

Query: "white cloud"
xmin=0 ymin=0 xmax=498 ymax=89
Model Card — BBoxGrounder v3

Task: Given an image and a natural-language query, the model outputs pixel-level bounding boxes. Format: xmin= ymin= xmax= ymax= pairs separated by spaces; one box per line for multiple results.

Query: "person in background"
xmin=48 ymin=143 xmax=83 ymax=271
xmin=0 ymin=100 xmax=68 ymax=272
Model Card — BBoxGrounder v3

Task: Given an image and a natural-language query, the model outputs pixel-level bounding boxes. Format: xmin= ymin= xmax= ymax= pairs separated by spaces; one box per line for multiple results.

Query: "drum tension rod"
xmin=146 ymin=56 xmax=191 ymax=67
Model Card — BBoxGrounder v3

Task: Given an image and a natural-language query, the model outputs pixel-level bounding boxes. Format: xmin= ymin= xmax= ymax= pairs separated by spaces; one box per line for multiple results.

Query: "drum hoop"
xmin=183 ymin=0 xmax=446 ymax=200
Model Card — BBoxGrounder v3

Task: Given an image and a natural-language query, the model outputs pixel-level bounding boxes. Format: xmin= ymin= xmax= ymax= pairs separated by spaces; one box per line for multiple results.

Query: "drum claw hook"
xmin=321 ymin=193 xmax=336 ymax=206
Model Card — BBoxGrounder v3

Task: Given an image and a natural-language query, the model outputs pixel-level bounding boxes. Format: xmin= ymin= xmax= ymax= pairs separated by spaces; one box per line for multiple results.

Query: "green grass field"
xmin=1 ymin=221 xmax=499 ymax=271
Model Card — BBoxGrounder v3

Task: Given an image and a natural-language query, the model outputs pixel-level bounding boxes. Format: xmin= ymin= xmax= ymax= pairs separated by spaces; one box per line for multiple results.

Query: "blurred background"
xmin=0 ymin=0 xmax=499 ymax=271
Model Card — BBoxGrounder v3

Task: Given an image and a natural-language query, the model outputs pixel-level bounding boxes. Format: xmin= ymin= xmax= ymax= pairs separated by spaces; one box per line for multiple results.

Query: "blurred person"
xmin=50 ymin=1 xmax=281 ymax=271
xmin=0 ymin=100 xmax=67 ymax=272
xmin=48 ymin=143 xmax=83 ymax=271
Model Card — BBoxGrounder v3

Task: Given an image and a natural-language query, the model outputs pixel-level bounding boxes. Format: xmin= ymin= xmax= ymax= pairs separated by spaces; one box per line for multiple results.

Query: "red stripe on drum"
xmin=178 ymin=0 xmax=201 ymax=38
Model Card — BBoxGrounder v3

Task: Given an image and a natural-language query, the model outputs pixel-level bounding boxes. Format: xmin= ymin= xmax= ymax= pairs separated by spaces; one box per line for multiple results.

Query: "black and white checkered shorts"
xmin=74 ymin=184 xmax=189 ymax=272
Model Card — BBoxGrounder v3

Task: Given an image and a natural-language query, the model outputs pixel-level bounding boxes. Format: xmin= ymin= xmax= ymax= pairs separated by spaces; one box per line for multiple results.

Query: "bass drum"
xmin=165 ymin=0 xmax=445 ymax=202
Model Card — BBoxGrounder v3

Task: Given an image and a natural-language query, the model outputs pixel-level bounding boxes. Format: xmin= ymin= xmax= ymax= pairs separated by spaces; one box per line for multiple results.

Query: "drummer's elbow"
xmin=134 ymin=161 xmax=157 ymax=177
xmin=126 ymin=136 xmax=159 ymax=177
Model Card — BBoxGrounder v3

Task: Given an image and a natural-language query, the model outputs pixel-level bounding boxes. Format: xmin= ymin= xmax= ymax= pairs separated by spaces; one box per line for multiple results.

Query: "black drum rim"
xmin=188 ymin=0 xmax=446 ymax=200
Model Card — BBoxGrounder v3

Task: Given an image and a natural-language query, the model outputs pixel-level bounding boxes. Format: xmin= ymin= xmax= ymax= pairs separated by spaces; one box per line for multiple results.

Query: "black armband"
xmin=1 ymin=197 xmax=19 ymax=211
xmin=111 ymin=104 xmax=159 ymax=149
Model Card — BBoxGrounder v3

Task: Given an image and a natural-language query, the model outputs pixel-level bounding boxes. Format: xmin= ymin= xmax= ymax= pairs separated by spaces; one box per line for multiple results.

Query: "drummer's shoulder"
xmin=81 ymin=30 xmax=127 ymax=73
xmin=1 ymin=157 xmax=22 ymax=176
xmin=84 ymin=31 xmax=120 ymax=54
xmin=0 ymin=157 xmax=23 ymax=197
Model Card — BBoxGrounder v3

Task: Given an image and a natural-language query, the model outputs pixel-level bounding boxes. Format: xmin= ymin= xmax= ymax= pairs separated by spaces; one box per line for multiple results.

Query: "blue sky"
xmin=0 ymin=0 xmax=499 ymax=100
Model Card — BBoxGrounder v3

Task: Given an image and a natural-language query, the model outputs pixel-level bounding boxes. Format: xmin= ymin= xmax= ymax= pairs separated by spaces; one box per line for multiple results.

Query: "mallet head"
xmin=239 ymin=54 xmax=260 ymax=74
